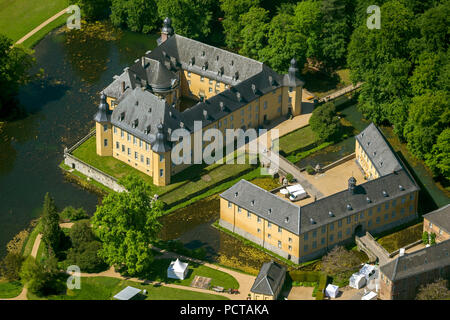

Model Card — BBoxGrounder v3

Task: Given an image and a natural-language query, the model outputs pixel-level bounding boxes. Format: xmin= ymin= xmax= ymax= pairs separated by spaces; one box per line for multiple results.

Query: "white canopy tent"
xmin=361 ymin=291 xmax=377 ymax=300
xmin=359 ymin=264 xmax=376 ymax=281
xmin=113 ymin=286 xmax=142 ymax=300
xmin=325 ymin=284 xmax=339 ymax=298
xmin=349 ymin=273 xmax=366 ymax=289
xmin=167 ymin=258 xmax=189 ymax=280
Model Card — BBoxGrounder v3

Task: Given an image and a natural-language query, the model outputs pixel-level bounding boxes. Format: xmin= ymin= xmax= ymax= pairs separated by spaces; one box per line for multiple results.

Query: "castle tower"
xmin=151 ymin=123 xmax=172 ymax=186
xmin=157 ymin=17 xmax=174 ymax=46
xmin=287 ymin=58 xmax=303 ymax=116
xmin=94 ymin=93 xmax=113 ymax=156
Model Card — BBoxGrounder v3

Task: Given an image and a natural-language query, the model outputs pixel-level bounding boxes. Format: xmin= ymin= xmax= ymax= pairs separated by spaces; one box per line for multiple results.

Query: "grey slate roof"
xmin=381 ymin=239 xmax=450 ymax=281
xmin=220 ymin=180 xmax=301 ymax=235
xmin=110 ymin=88 xmax=182 ymax=148
xmin=299 ymin=169 xmax=419 ymax=234
xmin=356 ymin=123 xmax=403 ymax=177
xmin=250 ymin=261 xmax=286 ymax=296
xmin=93 ymin=93 xmax=111 ymax=123
xmin=423 ymin=204 xmax=450 ymax=234
xmin=129 ymin=57 xmax=178 ymax=93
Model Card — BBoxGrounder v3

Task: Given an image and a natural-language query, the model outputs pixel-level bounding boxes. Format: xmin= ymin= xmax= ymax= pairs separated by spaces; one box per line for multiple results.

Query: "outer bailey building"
xmin=93 ymin=18 xmax=305 ymax=186
xmin=219 ymin=123 xmax=420 ymax=264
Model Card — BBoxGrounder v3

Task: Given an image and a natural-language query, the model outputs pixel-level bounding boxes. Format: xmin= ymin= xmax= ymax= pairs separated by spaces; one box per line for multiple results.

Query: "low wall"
xmin=64 ymin=153 xmax=126 ymax=193
xmin=321 ymin=153 xmax=356 ymax=172
xmin=388 ymin=240 xmax=423 ymax=258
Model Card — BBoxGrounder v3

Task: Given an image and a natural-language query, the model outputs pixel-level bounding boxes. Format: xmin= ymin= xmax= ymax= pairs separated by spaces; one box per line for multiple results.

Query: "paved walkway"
xmin=15 ymin=8 xmax=68 ymax=45
xmin=318 ymin=82 xmax=363 ymax=104
xmin=357 ymin=233 xmax=390 ymax=266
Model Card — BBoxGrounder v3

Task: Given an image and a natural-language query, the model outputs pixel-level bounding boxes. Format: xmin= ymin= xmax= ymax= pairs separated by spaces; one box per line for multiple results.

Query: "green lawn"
xmin=0 ymin=0 xmax=69 ymax=44
xmin=22 ymin=221 xmax=42 ymax=257
xmin=21 ymin=13 xmax=67 ymax=48
xmin=142 ymin=259 xmax=239 ymax=290
xmin=27 ymin=276 xmax=229 ymax=300
xmin=377 ymin=223 xmax=423 ymax=253
xmin=0 ymin=280 xmax=23 ymax=299
xmin=278 ymin=126 xmax=317 ymax=155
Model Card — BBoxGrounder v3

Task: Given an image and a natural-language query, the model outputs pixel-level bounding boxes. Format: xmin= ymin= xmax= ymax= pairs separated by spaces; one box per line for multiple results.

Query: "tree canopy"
xmin=41 ymin=193 xmax=62 ymax=255
xmin=110 ymin=0 xmax=159 ymax=33
xmin=92 ymin=175 xmax=164 ymax=275
xmin=309 ymin=102 xmax=342 ymax=142
xmin=416 ymin=279 xmax=450 ymax=300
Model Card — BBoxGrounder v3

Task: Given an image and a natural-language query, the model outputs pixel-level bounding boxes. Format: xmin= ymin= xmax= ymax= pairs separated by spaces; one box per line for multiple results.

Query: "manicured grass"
xmin=22 ymin=221 xmax=41 ymax=257
xmin=278 ymin=126 xmax=317 ymax=155
xmin=249 ymin=177 xmax=281 ymax=191
xmin=21 ymin=14 xmax=67 ymax=48
xmin=0 ymin=0 xmax=69 ymax=43
xmin=143 ymin=259 xmax=239 ymax=290
xmin=377 ymin=223 xmax=423 ymax=253
xmin=0 ymin=280 xmax=23 ymax=299
xmin=28 ymin=276 xmax=228 ymax=300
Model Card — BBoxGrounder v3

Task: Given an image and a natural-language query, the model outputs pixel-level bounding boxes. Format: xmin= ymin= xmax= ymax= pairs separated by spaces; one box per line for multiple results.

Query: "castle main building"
xmin=93 ymin=18 xmax=304 ymax=186
xmin=219 ymin=123 xmax=420 ymax=263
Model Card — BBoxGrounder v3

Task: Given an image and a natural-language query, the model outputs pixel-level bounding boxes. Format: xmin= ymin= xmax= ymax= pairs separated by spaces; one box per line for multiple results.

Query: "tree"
xmin=309 ymin=102 xmax=342 ymax=141
xmin=60 ymin=206 xmax=89 ymax=221
xmin=92 ymin=175 xmax=164 ymax=275
xmin=426 ymin=128 xmax=450 ymax=181
xmin=409 ymin=51 xmax=449 ymax=96
xmin=41 ymin=193 xmax=62 ymax=254
xmin=416 ymin=279 xmax=450 ymax=300
xmin=422 ymin=231 xmax=429 ymax=245
xmin=20 ymin=257 xmax=47 ymax=294
xmin=0 ymin=35 xmax=35 ymax=116
xmin=69 ymin=220 xmax=96 ymax=248
xmin=156 ymin=0 xmax=215 ymax=41
xmin=259 ymin=11 xmax=308 ymax=73
xmin=0 ymin=252 xmax=24 ymax=281
xmin=322 ymin=246 xmax=360 ymax=285
xmin=110 ymin=0 xmax=159 ymax=33
xmin=239 ymin=7 xmax=270 ymax=59
xmin=220 ymin=0 xmax=260 ymax=49
xmin=293 ymin=0 xmax=323 ymax=62
xmin=430 ymin=232 xmax=436 ymax=245
xmin=67 ymin=241 xmax=107 ymax=273
xmin=404 ymin=90 xmax=449 ymax=160
xmin=74 ymin=0 xmax=111 ymax=20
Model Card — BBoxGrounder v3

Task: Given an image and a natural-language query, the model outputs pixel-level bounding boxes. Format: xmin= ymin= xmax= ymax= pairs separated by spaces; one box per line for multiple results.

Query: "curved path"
xmin=15 ymin=7 xmax=69 ymax=45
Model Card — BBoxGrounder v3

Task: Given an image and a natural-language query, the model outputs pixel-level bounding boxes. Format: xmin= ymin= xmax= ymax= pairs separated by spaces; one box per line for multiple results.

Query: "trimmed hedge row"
xmin=288 ymin=270 xmax=328 ymax=300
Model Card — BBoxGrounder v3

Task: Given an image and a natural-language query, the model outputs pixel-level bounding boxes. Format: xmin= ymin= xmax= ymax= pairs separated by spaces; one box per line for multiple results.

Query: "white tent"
xmin=349 ymin=273 xmax=366 ymax=289
xmin=325 ymin=284 xmax=339 ymax=298
xmin=358 ymin=264 xmax=376 ymax=281
xmin=167 ymin=258 xmax=189 ymax=280
xmin=113 ymin=286 xmax=141 ymax=300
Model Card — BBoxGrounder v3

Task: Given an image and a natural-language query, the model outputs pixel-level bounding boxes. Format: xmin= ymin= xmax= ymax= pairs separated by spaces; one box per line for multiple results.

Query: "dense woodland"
xmin=1 ymin=0 xmax=449 ymax=184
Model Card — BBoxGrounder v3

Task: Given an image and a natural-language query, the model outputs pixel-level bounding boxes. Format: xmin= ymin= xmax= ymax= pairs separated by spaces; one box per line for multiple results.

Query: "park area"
xmin=0 ymin=0 xmax=69 ymax=47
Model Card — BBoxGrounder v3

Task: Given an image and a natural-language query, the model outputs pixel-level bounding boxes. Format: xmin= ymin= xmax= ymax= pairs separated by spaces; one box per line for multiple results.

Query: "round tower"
xmin=94 ymin=92 xmax=113 ymax=156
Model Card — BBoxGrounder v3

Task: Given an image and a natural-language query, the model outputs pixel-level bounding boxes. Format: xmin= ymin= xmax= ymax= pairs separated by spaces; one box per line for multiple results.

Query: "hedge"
xmin=288 ymin=270 xmax=328 ymax=300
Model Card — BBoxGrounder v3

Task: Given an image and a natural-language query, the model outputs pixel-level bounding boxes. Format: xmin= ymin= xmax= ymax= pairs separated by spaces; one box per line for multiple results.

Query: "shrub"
xmin=60 ymin=206 xmax=89 ymax=221
xmin=66 ymin=241 xmax=107 ymax=273
xmin=0 ymin=252 xmax=24 ymax=280
xmin=286 ymin=173 xmax=294 ymax=183
xmin=306 ymin=165 xmax=315 ymax=175
xmin=69 ymin=221 xmax=96 ymax=248
xmin=322 ymin=246 xmax=360 ymax=286
xmin=20 ymin=255 xmax=62 ymax=295
xmin=422 ymin=231 xmax=429 ymax=245
xmin=430 ymin=233 xmax=436 ymax=245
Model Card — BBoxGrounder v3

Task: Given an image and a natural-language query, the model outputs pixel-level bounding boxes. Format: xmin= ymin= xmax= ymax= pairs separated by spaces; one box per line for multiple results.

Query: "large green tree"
xmin=92 ymin=175 xmax=163 ymax=276
xmin=41 ymin=193 xmax=62 ymax=254
xmin=426 ymin=128 xmax=450 ymax=179
xmin=110 ymin=0 xmax=159 ymax=33
xmin=220 ymin=0 xmax=260 ymax=50
xmin=0 ymin=35 xmax=35 ymax=117
xmin=74 ymin=0 xmax=111 ymax=20
xmin=239 ymin=7 xmax=270 ymax=59
xmin=156 ymin=0 xmax=215 ymax=41
xmin=309 ymin=102 xmax=343 ymax=142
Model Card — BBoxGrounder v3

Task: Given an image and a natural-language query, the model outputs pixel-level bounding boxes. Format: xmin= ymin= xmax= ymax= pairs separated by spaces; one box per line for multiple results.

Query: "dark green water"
xmin=0 ymin=26 xmax=158 ymax=258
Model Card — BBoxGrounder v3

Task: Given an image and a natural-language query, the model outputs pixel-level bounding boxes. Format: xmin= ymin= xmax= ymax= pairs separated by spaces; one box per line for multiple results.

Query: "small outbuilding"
xmin=349 ymin=273 xmax=367 ymax=289
xmin=361 ymin=291 xmax=377 ymax=300
xmin=250 ymin=261 xmax=286 ymax=300
xmin=325 ymin=284 xmax=339 ymax=298
xmin=113 ymin=286 xmax=142 ymax=300
xmin=167 ymin=258 xmax=189 ymax=280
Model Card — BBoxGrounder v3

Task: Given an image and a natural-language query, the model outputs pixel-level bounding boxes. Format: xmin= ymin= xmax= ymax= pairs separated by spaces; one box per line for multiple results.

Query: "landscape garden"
xmin=0 ymin=0 xmax=448 ymax=301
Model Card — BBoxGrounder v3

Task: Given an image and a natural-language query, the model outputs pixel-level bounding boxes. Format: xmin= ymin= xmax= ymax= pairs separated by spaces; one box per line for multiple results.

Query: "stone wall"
xmin=63 ymin=153 xmax=126 ymax=193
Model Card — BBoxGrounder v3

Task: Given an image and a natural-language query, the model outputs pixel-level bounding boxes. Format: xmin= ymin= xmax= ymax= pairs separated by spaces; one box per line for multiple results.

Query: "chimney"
xmin=348 ymin=177 xmax=356 ymax=194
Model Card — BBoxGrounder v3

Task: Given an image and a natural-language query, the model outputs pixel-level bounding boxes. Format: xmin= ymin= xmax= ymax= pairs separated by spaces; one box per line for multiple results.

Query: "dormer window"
xmin=367 ymin=141 xmax=371 ymax=146
xmin=399 ymin=185 xmax=404 ymax=191
xmin=347 ymin=204 xmax=352 ymax=211
xmin=231 ymin=60 xmax=234 ymax=66
xmin=382 ymin=190 xmax=388 ymax=197
xmin=233 ymin=71 xmax=239 ymax=81
xmin=135 ymin=100 xmax=139 ymax=106
xmin=132 ymin=119 xmax=139 ymax=128
xmin=144 ymin=125 xmax=151 ymax=134
xmin=148 ymin=107 xmax=152 ymax=113
xmin=218 ymin=66 xmax=224 ymax=76
xmin=328 ymin=211 xmax=334 ymax=217
xmin=234 ymin=192 xmax=238 ymax=198
xmin=250 ymin=200 xmax=255 ymax=206
xmin=310 ymin=218 xmax=316 ymax=225
xmin=120 ymin=112 xmax=125 ymax=121
xmin=268 ymin=208 xmax=272 ymax=214
xmin=366 ymin=197 xmax=371 ymax=203
xmin=190 ymin=57 xmax=195 ymax=66
xmin=203 ymin=61 xmax=208 ymax=70
xmin=285 ymin=217 xmax=289 ymax=223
